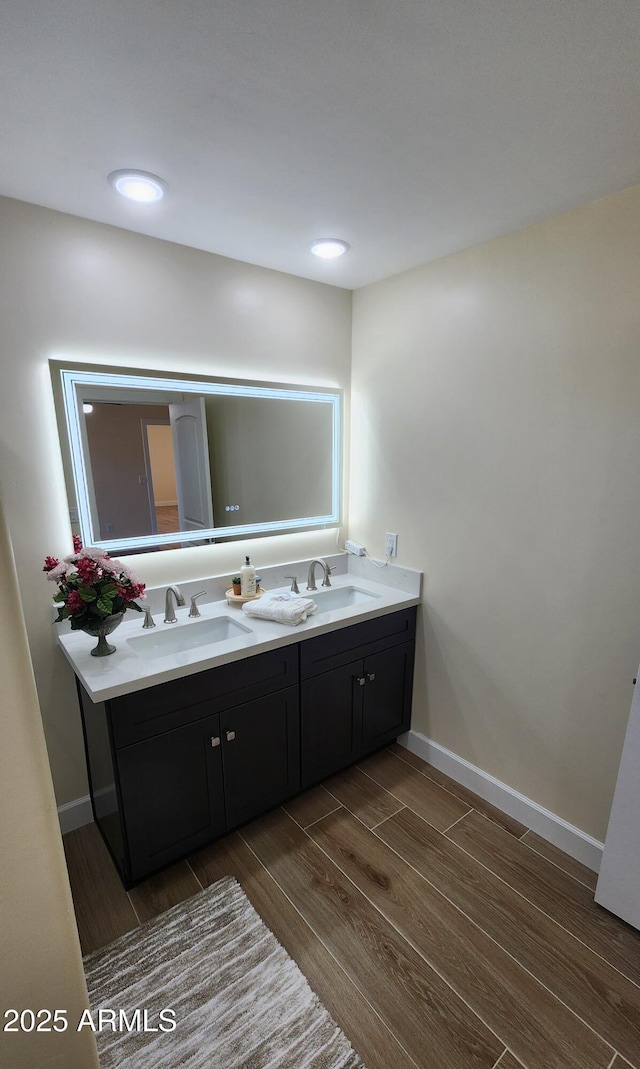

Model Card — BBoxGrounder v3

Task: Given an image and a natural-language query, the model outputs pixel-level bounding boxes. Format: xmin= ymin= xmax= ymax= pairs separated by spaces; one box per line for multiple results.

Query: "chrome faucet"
xmin=306 ymin=558 xmax=332 ymax=591
xmin=164 ymin=584 xmax=185 ymax=623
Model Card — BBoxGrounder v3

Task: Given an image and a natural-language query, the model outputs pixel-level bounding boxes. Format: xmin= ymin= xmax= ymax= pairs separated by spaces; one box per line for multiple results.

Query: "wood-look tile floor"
xmin=64 ymin=744 xmax=640 ymax=1069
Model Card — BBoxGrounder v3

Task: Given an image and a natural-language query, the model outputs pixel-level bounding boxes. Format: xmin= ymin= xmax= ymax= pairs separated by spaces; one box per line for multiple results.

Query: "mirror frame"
xmin=51 ymin=362 xmax=342 ymax=554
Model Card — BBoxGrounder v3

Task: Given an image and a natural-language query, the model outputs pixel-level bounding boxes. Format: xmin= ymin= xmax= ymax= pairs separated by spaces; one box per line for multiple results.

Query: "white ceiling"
xmin=2 ymin=0 xmax=640 ymax=289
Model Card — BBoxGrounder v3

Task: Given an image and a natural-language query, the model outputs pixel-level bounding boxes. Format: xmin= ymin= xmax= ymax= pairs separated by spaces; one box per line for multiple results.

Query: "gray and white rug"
xmin=84 ymin=875 xmax=365 ymax=1069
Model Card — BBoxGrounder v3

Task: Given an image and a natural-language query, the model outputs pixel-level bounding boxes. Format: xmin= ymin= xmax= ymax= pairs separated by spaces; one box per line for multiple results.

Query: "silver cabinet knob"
xmin=226 ymin=730 xmax=236 ymax=742
xmin=210 ymin=736 xmax=220 ymax=748
xmin=356 ymin=676 xmax=366 ymax=686
xmin=367 ymin=672 xmax=376 ymax=682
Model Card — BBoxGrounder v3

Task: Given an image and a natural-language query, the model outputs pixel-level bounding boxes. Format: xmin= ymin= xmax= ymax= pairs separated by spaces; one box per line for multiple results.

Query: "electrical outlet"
xmin=385 ymin=532 xmax=398 ymax=557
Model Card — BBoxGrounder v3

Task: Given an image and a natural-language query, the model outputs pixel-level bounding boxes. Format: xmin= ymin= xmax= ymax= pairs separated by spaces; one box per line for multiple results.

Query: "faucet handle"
xmin=142 ymin=606 xmax=156 ymax=629
xmin=322 ymin=565 xmax=333 ymax=588
xmin=284 ymin=575 xmax=299 ymax=594
xmin=189 ymin=590 xmax=207 ymax=618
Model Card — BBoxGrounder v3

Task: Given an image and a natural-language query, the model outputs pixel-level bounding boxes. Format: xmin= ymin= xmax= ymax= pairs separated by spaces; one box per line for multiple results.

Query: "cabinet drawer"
xmin=110 ymin=645 xmax=297 ymax=747
xmin=300 ymin=607 xmax=416 ymax=680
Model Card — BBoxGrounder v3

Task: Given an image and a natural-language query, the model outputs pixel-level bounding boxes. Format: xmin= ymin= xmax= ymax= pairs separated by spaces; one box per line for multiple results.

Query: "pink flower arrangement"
xmin=43 ymin=535 xmax=146 ymax=630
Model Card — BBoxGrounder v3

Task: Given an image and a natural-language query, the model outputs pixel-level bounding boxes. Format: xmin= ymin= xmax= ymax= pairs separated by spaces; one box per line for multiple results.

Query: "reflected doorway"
xmin=141 ymin=420 xmax=178 ymax=536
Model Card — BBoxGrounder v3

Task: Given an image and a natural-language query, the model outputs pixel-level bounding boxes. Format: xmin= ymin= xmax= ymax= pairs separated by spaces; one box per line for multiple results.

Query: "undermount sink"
xmin=127 ymin=616 xmax=252 ymax=660
xmin=309 ymin=584 xmax=381 ymax=614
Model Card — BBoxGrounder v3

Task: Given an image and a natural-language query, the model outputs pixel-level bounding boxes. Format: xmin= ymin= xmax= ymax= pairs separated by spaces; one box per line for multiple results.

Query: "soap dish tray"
xmin=225 ymin=586 xmax=266 ymax=606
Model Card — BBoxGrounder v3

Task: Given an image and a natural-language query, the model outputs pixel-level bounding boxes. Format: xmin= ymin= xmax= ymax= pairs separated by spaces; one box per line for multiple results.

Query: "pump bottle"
xmin=240 ymin=555 xmax=256 ymax=597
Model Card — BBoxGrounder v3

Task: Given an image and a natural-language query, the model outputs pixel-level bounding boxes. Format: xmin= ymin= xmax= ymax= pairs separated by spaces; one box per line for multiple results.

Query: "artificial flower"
xmin=44 ymin=538 xmax=146 ymax=630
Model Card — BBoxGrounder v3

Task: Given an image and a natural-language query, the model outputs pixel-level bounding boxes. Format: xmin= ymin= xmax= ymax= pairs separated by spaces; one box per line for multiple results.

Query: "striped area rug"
xmin=84 ymin=875 xmax=365 ymax=1068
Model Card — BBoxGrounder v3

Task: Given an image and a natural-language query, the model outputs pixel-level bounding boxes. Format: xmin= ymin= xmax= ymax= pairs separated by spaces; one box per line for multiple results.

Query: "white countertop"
xmin=57 ymin=561 xmax=422 ymax=703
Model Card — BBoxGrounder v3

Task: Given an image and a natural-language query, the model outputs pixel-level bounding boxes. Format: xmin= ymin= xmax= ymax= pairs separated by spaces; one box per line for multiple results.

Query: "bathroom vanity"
xmin=62 ymin=563 xmax=420 ymax=886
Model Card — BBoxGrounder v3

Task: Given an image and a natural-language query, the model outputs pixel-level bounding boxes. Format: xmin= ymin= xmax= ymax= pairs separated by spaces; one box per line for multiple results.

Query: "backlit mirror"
xmin=50 ymin=363 xmax=341 ymax=554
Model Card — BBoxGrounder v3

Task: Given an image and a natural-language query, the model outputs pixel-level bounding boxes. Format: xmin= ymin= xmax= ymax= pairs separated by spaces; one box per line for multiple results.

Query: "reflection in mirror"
xmin=51 ymin=364 xmax=341 ymax=555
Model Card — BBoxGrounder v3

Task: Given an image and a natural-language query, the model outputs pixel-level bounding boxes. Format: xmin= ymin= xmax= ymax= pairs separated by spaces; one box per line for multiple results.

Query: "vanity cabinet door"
xmin=300 ymin=638 xmax=415 ymax=787
xmin=361 ymin=642 xmax=414 ymax=755
xmin=300 ymin=662 xmax=364 ymax=788
xmin=221 ymin=685 xmax=300 ymax=829
xmin=117 ymin=713 xmax=225 ymax=883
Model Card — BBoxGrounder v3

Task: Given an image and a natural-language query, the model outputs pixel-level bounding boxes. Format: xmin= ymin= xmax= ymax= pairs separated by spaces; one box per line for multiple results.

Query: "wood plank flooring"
xmin=154 ymin=504 xmax=180 ymax=535
xmin=64 ymin=745 xmax=640 ymax=1069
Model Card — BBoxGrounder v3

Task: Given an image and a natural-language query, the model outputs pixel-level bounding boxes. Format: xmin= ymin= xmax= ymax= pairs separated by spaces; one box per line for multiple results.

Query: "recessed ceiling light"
xmin=310 ymin=238 xmax=350 ymax=260
xmin=107 ymin=169 xmax=167 ymax=203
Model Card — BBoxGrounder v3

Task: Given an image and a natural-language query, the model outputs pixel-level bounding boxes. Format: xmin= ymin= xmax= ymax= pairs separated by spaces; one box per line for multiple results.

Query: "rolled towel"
xmin=242 ymin=594 xmax=317 ymax=626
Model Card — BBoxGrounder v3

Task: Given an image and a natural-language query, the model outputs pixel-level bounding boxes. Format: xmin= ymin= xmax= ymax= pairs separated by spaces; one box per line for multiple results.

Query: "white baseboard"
xmin=57 ymin=794 xmax=93 ymax=835
xmin=398 ymin=730 xmax=604 ymax=874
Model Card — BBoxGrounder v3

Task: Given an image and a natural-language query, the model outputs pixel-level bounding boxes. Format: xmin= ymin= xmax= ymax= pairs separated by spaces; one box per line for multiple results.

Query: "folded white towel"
xmin=242 ymin=594 xmax=317 ymax=626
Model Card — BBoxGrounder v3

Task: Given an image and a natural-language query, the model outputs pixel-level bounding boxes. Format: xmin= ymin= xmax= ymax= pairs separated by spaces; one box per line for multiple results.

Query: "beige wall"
xmin=351 ymin=184 xmax=640 ymax=841
xmin=0 ymin=492 xmax=98 ymax=1069
xmin=206 ymin=395 xmax=334 ymax=526
xmin=146 ymin=422 xmax=176 ymax=505
xmin=0 ymin=195 xmax=352 ymax=808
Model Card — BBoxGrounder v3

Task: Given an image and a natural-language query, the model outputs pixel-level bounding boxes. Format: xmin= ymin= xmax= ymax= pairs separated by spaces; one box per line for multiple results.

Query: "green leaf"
xmin=79 ymin=586 xmax=97 ymax=602
xmin=96 ymin=595 xmax=114 ymax=614
xmin=52 ymin=591 xmax=66 ymax=603
xmin=101 ymin=583 xmax=118 ymax=595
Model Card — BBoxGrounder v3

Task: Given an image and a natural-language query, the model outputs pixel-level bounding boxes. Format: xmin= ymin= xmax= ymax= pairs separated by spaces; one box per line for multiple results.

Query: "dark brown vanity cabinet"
xmin=78 ymin=646 xmax=300 ymax=885
xmin=78 ymin=607 xmax=416 ymax=886
xmin=299 ymin=607 xmax=416 ymax=788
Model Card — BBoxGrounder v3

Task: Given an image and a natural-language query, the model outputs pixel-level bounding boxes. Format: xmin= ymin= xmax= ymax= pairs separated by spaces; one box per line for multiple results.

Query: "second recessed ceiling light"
xmin=108 ymin=169 xmax=168 ymax=203
xmin=310 ymin=239 xmax=350 ymax=259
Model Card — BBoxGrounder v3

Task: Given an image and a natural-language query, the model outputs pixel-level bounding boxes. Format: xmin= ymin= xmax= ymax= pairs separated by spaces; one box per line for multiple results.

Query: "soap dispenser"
xmin=240 ymin=555 xmax=256 ymax=597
